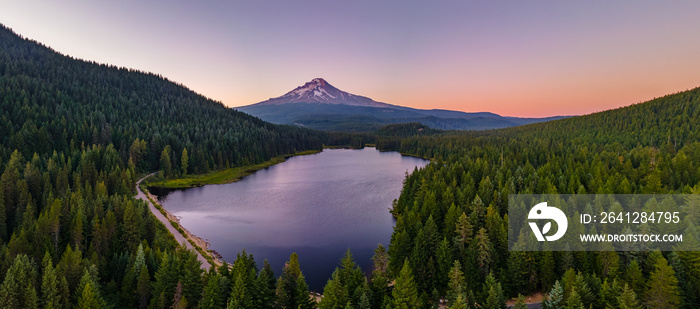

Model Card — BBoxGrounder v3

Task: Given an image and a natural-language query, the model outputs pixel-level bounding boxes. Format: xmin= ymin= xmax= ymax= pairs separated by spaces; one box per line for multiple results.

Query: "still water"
xmin=152 ymin=148 xmax=428 ymax=291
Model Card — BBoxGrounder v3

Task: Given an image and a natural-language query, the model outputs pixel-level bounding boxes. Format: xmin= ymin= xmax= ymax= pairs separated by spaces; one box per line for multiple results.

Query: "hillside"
xmin=375 ymin=86 xmax=700 ymax=307
xmin=0 ymin=24 xmax=326 ymax=308
xmin=0 ymin=24 xmax=323 ymax=175
xmin=237 ymin=78 xmax=565 ymax=131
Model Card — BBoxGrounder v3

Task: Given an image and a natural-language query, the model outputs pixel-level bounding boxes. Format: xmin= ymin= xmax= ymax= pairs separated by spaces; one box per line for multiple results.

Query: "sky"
xmin=1 ymin=1 xmax=700 ymax=117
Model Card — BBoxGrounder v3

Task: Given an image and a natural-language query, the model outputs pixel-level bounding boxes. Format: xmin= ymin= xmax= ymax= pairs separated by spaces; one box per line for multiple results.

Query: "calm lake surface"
xmin=152 ymin=148 xmax=428 ymax=291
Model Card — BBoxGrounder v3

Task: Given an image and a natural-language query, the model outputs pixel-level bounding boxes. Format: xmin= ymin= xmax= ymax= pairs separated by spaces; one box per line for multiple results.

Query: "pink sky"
xmin=1 ymin=1 xmax=699 ymax=117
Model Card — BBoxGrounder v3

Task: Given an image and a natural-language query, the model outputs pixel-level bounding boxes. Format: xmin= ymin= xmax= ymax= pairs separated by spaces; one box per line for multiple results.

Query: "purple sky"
xmin=2 ymin=1 xmax=700 ymax=117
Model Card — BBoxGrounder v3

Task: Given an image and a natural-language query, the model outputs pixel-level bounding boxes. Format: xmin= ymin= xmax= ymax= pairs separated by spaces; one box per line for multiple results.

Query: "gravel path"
xmin=135 ymin=172 xmax=211 ymax=269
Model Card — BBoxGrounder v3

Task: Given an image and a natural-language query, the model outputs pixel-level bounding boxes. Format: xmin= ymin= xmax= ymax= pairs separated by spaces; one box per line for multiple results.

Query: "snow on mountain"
xmin=249 ymin=78 xmax=393 ymax=108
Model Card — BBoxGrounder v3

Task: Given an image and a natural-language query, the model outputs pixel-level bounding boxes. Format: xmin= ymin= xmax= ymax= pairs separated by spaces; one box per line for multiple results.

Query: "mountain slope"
xmin=237 ymin=78 xmax=566 ymax=131
xmin=0 ymin=24 xmax=323 ymax=173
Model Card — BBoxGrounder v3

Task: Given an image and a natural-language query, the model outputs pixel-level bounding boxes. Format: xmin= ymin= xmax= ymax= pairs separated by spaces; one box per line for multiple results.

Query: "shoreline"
xmin=147 ymin=149 xmax=321 ymax=189
xmin=142 ymin=185 xmax=222 ymax=266
xmin=141 ymin=147 xmax=429 ymax=269
xmin=135 ymin=173 xmax=214 ymax=269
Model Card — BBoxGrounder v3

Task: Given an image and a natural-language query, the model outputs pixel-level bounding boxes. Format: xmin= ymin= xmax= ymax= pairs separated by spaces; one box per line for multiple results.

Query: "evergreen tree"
xmin=75 ymin=267 xmax=105 ymax=309
xmin=624 ymin=259 xmax=645 ymax=298
xmin=0 ymin=254 xmax=39 ymax=308
xmin=339 ymin=249 xmax=364 ymax=302
xmin=599 ymin=279 xmax=621 ymax=309
xmin=200 ymin=273 xmax=224 ymax=309
xmin=449 ymin=294 xmax=467 ymax=309
xmin=320 ymin=269 xmax=347 ymax=309
xmin=435 ymin=237 xmax=453 ymax=294
xmin=136 ymin=264 xmax=151 ymax=308
xmin=391 ymin=259 xmax=420 ymax=309
xmin=454 ymin=212 xmax=472 ymax=255
xmin=228 ymin=273 xmax=250 ymax=309
xmin=297 ymin=274 xmax=316 ymax=309
xmin=180 ymin=147 xmax=188 ymax=176
xmin=618 ymin=283 xmax=642 ymax=309
xmin=543 ymin=281 xmax=564 ymax=309
xmin=446 ymin=260 xmax=466 ymax=305
xmin=41 ymin=252 xmax=62 ymax=309
xmin=255 ymin=260 xmax=277 ymax=309
xmin=644 ymin=256 xmax=680 ymax=309
xmin=482 ymin=273 xmax=505 ymax=309
xmin=160 ymin=146 xmax=172 ymax=179
xmin=474 ymin=228 xmax=492 ymax=277
xmin=150 ymin=253 xmax=177 ymax=309
xmin=276 ymin=252 xmax=310 ymax=309
xmin=539 ymin=250 xmax=556 ymax=291
xmin=565 ymin=289 xmax=584 ymax=309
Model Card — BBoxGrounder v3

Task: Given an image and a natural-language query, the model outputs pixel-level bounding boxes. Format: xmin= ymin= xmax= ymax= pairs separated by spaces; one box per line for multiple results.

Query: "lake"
xmin=152 ymin=147 xmax=428 ymax=291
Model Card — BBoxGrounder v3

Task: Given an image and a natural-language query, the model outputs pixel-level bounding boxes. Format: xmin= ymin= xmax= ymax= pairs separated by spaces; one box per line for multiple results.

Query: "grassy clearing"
xmin=148 ymin=149 xmax=321 ymax=189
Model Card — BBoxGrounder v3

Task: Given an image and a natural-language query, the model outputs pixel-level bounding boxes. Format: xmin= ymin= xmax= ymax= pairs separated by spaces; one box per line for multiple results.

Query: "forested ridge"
xmin=2 ymin=18 xmax=700 ymax=309
xmin=369 ymin=87 xmax=700 ymax=308
xmin=0 ymin=24 xmax=324 ymax=175
xmin=0 ymin=23 xmax=331 ymax=308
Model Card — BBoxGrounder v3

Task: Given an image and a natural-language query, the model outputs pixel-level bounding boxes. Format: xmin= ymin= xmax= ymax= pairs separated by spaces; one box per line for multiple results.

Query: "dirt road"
xmin=135 ymin=172 xmax=211 ymax=269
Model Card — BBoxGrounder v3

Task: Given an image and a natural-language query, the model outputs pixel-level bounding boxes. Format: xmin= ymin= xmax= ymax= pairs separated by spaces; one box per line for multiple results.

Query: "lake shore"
xmin=146 ymin=149 xmax=321 ymax=189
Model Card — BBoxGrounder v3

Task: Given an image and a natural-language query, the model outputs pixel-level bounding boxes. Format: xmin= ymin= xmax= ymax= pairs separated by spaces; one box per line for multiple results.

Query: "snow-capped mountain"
xmin=250 ymin=78 xmax=392 ymax=108
xmin=236 ymin=78 xmax=566 ymax=131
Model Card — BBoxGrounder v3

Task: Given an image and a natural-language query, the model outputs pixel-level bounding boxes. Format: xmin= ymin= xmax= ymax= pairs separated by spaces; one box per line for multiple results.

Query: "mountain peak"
xmin=309 ymin=77 xmax=328 ymax=85
xmin=249 ymin=78 xmax=392 ymax=108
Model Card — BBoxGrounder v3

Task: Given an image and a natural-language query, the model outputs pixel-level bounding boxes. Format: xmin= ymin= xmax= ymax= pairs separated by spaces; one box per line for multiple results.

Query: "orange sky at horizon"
xmin=2 ymin=1 xmax=700 ymax=118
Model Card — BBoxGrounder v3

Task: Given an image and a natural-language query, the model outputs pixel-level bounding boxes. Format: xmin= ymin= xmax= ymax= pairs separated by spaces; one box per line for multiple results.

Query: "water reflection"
xmin=153 ymin=148 xmax=428 ymax=291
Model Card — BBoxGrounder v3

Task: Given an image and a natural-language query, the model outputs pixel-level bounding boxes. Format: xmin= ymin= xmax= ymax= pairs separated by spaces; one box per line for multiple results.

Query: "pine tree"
xmin=228 ymin=273 xmax=250 ymax=309
xmin=75 ymin=268 xmax=105 ymax=309
xmin=391 ymin=259 xmax=420 ymax=309
xmin=180 ymin=147 xmax=188 ymax=176
xmin=150 ymin=252 xmax=177 ymax=309
xmin=644 ymin=256 xmax=680 ymax=309
xmin=41 ymin=252 xmax=62 ymax=309
xmin=618 ymin=283 xmax=642 ymax=309
xmin=276 ymin=252 xmax=305 ymax=308
xmin=356 ymin=282 xmax=372 ymax=309
xmin=435 ymin=237 xmax=453 ymax=294
xmin=449 ymin=294 xmax=467 ymax=309
xmin=599 ymin=279 xmax=621 ymax=309
xmin=482 ymin=273 xmax=505 ymax=309
xmin=539 ymin=250 xmax=556 ymax=291
xmin=543 ymin=280 xmax=564 ymax=309
xmin=254 ymin=260 xmax=277 ymax=309
xmin=446 ymin=260 xmax=465 ymax=305
xmin=624 ymin=259 xmax=644 ymax=298
xmin=297 ymin=274 xmax=316 ymax=309
xmin=454 ymin=212 xmax=472 ymax=255
xmin=475 ymin=228 xmax=492 ymax=277
xmin=136 ymin=264 xmax=151 ymax=308
xmin=200 ymin=273 xmax=223 ymax=309
xmin=0 ymin=254 xmax=39 ymax=308
xmin=320 ymin=269 xmax=347 ymax=309
xmin=160 ymin=145 xmax=172 ymax=179
xmin=565 ymin=289 xmax=584 ymax=309
xmin=339 ymin=249 xmax=364 ymax=301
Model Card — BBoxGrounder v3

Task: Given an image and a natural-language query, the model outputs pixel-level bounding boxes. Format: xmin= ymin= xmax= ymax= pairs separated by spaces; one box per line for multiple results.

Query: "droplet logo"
xmin=528 ymin=202 xmax=568 ymax=241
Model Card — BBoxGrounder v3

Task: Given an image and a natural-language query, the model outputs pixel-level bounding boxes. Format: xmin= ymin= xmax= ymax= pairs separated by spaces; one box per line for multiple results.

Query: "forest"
xmin=372 ymin=87 xmax=700 ymax=308
xmin=1 ymin=20 xmax=700 ymax=309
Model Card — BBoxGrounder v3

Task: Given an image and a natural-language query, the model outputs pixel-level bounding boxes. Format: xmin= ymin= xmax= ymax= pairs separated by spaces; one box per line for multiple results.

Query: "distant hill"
xmin=375 ymin=123 xmax=443 ymax=137
xmin=237 ymin=78 xmax=566 ymax=131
